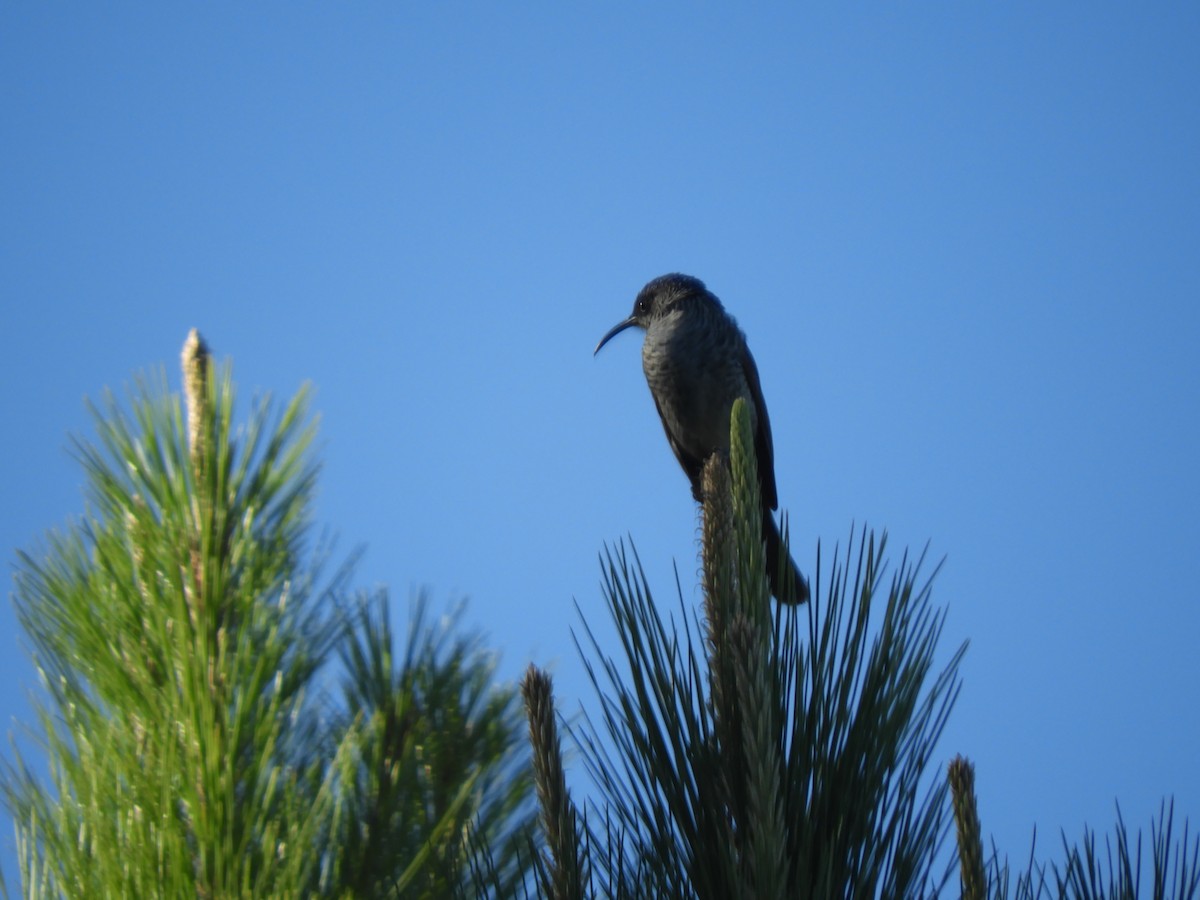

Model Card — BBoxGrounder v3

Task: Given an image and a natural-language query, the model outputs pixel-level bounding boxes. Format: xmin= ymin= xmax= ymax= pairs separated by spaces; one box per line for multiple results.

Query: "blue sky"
xmin=3 ymin=2 xmax=1198 ymax=888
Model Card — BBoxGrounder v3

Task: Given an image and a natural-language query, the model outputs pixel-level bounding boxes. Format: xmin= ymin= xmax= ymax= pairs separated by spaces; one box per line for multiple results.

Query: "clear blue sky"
xmin=3 ymin=3 xmax=1198 ymax=888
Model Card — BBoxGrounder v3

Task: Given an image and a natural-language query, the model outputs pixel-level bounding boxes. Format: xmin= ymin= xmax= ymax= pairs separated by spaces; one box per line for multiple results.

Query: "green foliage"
xmin=978 ymin=801 xmax=1199 ymax=900
xmin=951 ymin=755 xmax=988 ymax=900
xmin=521 ymin=666 xmax=585 ymax=900
xmin=524 ymin=398 xmax=967 ymax=898
xmin=4 ymin=338 xmax=533 ymax=898
xmin=325 ymin=595 xmax=534 ymax=898
xmin=510 ymin=381 xmax=1197 ymax=900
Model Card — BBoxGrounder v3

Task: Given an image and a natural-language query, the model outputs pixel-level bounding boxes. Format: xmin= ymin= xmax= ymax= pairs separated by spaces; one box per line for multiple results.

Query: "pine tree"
xmin=523 ymin=398 xmax=966 ymax=898
xmin=4 ymin=332 xmax=533 ymax=898
xmin=520 ymin=397 xmax=1198 ymax=899
xmin=950 ymin=765 xmax=1199 ymax=899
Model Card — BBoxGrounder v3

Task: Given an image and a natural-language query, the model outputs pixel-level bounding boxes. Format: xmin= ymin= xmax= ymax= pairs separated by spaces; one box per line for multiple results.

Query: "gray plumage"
xmin=595 ymin=273 xmax=809 ymax=604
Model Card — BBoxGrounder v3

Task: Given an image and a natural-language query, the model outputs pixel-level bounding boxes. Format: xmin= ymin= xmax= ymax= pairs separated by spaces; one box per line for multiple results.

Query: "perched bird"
xmin=595 ymin=273 xmax=809 ymax=604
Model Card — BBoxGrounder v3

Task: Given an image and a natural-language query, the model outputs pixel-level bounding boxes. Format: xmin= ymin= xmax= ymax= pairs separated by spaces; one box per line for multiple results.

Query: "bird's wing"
xmin=739 ymin=343 xmax=779 ymax=510
xmin=651 ymin=392 xmax=707 ymax=503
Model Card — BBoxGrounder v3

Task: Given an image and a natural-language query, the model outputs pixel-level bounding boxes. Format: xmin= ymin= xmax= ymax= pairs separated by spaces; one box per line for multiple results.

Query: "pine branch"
xmin=523 ymin=665 xmax=585 ymax=900
xmin=950 ymin=754 xmax=987 ymax=900
xmin=568 ymin=401 xmax=964 ymax=898
xmin=5 ymin=333 xmax=535 ymax=897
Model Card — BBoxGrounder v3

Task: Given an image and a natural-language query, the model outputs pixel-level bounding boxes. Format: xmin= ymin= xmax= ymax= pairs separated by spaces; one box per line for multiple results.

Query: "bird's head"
xmin=594 ymin=273 xmax=711 ymax=355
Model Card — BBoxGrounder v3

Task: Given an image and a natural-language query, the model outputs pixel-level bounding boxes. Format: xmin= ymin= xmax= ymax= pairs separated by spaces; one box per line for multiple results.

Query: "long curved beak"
xmin=593 ymin=316 xmax=639 ymax=355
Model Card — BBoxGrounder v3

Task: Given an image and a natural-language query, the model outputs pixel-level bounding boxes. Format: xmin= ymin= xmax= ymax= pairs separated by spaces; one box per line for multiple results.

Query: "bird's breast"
xmin=641 ymin=317 xmax=755 ymax=460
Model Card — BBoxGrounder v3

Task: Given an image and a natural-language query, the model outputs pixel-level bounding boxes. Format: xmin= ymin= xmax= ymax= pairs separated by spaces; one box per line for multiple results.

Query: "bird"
xmin=594 ymin=273 xmax=809 ymax=604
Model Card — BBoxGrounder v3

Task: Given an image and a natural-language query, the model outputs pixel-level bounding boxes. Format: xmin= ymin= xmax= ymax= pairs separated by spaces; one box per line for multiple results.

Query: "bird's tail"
xmin=764 ymin=512 xmax=810 ymax=604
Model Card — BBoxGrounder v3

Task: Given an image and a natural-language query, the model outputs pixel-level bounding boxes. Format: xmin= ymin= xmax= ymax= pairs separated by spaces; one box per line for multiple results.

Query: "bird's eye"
xmin=636 ymin=297 xmax=650 ymax=315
